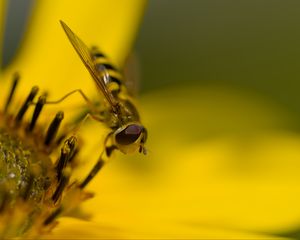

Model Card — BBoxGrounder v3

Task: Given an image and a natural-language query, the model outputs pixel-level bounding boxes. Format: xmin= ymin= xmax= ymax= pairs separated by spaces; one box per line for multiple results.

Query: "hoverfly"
xmin=59 ymin=21 xmax=147 ymax=188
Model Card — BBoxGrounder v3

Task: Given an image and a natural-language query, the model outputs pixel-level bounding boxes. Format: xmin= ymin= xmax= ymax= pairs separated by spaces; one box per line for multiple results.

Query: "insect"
xmin=59 ymin=21 xmax=147 ymax=188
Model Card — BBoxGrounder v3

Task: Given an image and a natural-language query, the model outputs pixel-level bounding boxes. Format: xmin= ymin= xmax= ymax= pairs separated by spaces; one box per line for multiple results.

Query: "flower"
xmin=1 ymin=0 xmax=300 ymax=239
xmin=0 ymin=0 xmax=148 ymax=238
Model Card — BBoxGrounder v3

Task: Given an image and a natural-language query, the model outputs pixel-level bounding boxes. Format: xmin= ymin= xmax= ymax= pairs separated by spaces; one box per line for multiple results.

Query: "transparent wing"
xmin=60 ymin=20 xmax=118 ymax=112
xmin=123 ymin=52 xmax=141 ymax=96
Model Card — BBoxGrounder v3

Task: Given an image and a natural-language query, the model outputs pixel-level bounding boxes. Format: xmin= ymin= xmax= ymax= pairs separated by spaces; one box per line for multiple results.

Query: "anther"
xmin=69 ymin=148 xmax=79 ymax=163
xmin=56 ymin=137 xmax=77 ymax=181
xmin=52 ymin=173 xmax=69 ymax=203
xmin=28 ymin=95 xmax=46 ymax=132
xmin=4 ymin=72 xmax=19 ymax=113
xmin=44 ymin=111 xmax=64 ymax=146
xmin=15 ymin=86 xmax=39 ymax=123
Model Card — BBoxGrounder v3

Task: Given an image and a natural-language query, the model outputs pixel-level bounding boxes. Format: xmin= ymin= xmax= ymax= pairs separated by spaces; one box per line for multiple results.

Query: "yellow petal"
xmin=41 ymin=217 xmax=289 ymax=239
xmin=76 ymin=85 xmax=300 ymax=236
xmin=3 ymin=0 xmax=146 ymax=103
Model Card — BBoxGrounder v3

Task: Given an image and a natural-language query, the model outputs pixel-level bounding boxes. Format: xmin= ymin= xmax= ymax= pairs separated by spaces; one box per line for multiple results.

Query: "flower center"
xmin=0 ymin=73 xmax=93 ymax=238
xmin=0 ymin=127 xmax=53 ymax=204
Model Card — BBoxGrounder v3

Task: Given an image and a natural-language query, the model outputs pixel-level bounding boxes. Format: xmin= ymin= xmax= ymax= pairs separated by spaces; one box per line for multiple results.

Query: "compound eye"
xmin=115 ymin=125 xmax=143 ymax=145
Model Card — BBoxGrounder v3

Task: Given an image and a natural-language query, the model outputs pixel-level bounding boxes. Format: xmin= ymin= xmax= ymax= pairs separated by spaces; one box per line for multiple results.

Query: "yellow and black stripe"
xmin=90 ymin=46 xmax=123 ymax=91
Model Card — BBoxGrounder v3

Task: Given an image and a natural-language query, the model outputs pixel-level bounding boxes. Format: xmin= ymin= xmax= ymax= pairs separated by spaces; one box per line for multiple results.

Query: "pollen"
xmin=0 ymin=73 xmax=93 ymax=238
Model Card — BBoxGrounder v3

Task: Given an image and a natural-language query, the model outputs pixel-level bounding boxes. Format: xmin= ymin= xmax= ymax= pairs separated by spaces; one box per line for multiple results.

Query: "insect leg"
xmin=31 ymin=89 xmax=106 ymax=134
xmin=69 ymin=112 xmax=105 ymax=135
xmin=79 ymin=132 xmax=116 ymax=189
xmin=32 ymin=89 xmax=98 ymax=113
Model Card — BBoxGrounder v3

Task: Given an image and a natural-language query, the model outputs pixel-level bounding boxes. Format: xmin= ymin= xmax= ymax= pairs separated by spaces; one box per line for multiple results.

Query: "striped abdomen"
xmin=90 ymin=46 xmax=140 ymax=123
xmin=90 ymin=46 xmax=123 ymax=93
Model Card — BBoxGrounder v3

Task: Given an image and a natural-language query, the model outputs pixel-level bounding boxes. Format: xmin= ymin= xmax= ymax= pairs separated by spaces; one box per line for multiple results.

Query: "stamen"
xmin=52 ymin=172 xmax=70 ymax=203
xmin=15 ymin=86 xmax=39 ymax=123
xmin=4 ymin=72 xmax=19 ymax=113
xmin=44 ymin=111 xmax=64 ymax=146
xmin=28 ymin=95 xmax=46 ymax=132
xmin=68 ymin=148 xmax=79 ymax=163
xmin=56 ymin=137 xmax=77 ymax=181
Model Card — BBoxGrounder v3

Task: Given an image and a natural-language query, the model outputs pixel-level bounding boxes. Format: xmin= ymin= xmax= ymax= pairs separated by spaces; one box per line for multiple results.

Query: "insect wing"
xmin=60 ymin=21 xmax=118 ymax=111
xmin=123 ymin=52 xmax=141 ymax=96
